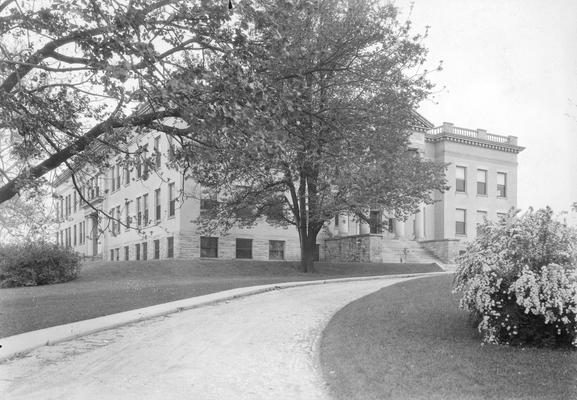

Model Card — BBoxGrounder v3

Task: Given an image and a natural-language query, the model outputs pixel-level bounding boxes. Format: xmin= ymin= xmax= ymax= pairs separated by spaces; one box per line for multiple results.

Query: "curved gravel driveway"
xmin=0 ymin=277 xmax=415 ymax=399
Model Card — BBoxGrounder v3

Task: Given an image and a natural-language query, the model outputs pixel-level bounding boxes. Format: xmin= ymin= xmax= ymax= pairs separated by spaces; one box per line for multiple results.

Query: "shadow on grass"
xmin=320 ymin=275 xmax=577 ymax=400
xmin=0 ymin=260 xmax=442 ymax=338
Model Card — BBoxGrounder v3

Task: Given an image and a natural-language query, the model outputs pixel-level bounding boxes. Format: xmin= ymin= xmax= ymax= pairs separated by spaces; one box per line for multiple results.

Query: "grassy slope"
xmin=320 ymin=274 xmax=577 ymax=400
xmin=0 ymin=260 xmax=441 ymax=338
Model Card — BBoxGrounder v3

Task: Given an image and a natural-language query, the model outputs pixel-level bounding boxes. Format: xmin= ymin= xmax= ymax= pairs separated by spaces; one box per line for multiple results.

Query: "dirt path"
xmin=0 ymin=277 xmax=413 ymax=400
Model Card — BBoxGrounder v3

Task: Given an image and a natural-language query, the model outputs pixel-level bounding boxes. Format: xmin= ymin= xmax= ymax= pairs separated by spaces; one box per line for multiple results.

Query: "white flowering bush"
xmin=454 ymin=207 xmax=577 ymax=348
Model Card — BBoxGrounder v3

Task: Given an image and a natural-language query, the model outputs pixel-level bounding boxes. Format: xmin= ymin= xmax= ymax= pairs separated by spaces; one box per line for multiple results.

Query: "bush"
xmin=0 ymin=241 xmax=81 ymax=288
xmin=453 ymin=207 xmax=577 ymax=348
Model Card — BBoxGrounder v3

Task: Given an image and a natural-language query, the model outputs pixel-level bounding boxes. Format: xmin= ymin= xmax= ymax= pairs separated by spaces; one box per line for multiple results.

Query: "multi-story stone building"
xmin=53 ymin=131 xmax=301 ymax=262
xmin=319 ymin=120 xmax=524 ymax=263
xmin=53 ymin=117 xmax=523 ymax=263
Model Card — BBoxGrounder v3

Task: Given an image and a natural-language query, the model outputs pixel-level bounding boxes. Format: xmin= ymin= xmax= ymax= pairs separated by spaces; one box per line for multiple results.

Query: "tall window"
xmin=200 ymin=191 xmax=218 ymax=211
xmin=116 ymin=164 xmax=121 ymax=191
xmin=154 ymin=239 xmax=160 ymax=259
xmin=136 ymin=196 xmax=142 ymax=227
xmin=154 ymin=136 xmax=161 ymax=169
xmin=115 ymin=206 xmax=120 ymax=234
xmin=236 ymin=238 xmax=253 ymax=259
xmin=167 ymin=236 xmax=175 ymax=258
xmin=143 ymin=193 xmax=149 ymax=225
xmin=456 ymin=166 xmax=466 ymax=192
xmin=125 ymin=201 xmax=131 ymax=228
xmin=94 ymin=175 xmax=100 ymax=197
xmin=73 ymin=191 xmax=77 ymax=212
xmin=200 ymin=236 xmax=218 ymax=258
xmin=456 ymin=209 xmax=467 ymax=235
xmin=136 ymin=157 xmax=142 ymax=179
xmin=369 ymin=210 xmax=382 ymax=234
xmin=110 ymin=208 xmax=116 ymax=235
xmin=476 ymin=210 xmax=488 ymax=235
xmin=135 ymin=243 xmax=141 ymax=260
xmin=142 ymin=146 xmax=149 ymax=178
xmin=269 ymin=240 xmax=285 ymax=260
xmin=124 ymin=165 xmax=130 ymax=186
xmin=497 ymin=172 xmax=507 ymax=197
xmin=477 ymin=169 xmax=487 ymax=195
xmin=73 ymin=224 xmax=77 ymax=246
xmin=168 ymin=182 xmax=175 ymax=217
xmin=142 ymin=242 xmax=148 ymax=260
xmin=155 ymin=188 xmax=161 ymax=221
xmin=124 ymin=246 xmax=129 ymax=261
xmin=334 ymin=214 xmax=339 ymax=227
xmin=110 ymin=167 xmax=115 ymax=192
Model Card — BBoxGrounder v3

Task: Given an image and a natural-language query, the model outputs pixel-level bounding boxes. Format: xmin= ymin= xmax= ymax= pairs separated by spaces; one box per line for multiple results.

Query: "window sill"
xmin=476 ymin=194 xmax=488 ymax=198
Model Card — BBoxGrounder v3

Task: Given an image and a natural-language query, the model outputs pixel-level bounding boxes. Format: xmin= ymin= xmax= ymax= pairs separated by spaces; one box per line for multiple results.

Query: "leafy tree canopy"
xmin=0 ymin=0 xmax=234 ymax=204
xmin=170 ymin=0 xmax=448 ymax=271
xmin=0 ymin=0 xmax=447 ymax=272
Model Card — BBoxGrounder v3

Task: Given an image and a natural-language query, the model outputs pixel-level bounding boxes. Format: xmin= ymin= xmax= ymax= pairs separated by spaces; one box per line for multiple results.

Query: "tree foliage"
xmin=171 ymin=0 xmax=447 ymax=270
xmin=0 ymin=0 xmax=235 ymax=205
xmin=0 ymin=0 xmax=446 ymax=271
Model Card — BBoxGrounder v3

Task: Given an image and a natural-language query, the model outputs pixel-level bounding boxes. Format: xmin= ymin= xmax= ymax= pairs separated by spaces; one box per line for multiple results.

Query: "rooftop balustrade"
xmin=427 ymin=122 xmax=518 ymax=146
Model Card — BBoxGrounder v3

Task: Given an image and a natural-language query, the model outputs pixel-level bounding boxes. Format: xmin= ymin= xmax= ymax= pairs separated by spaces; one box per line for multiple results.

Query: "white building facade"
xmin=54 ymin=118 xmax=523 ymax=263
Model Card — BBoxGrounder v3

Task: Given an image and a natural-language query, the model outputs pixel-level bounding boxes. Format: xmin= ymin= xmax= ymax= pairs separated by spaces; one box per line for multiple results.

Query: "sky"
xmin=393 ymin=0 xmax=577 ymax=214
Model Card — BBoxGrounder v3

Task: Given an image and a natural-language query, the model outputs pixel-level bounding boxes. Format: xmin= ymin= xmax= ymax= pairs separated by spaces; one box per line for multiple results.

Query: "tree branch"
xmin=0 ymin=108 xmax=180 ymax=204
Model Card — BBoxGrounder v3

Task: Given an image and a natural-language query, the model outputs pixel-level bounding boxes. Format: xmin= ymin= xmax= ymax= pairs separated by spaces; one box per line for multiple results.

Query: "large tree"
xmin=0 ymin=0 xmax=235 ymax=205
xmin=172 ymin=0 xmax=447 ymax=272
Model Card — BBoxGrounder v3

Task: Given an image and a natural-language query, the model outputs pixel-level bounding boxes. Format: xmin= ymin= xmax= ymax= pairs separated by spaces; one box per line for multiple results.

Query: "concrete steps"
xmin=381 ymin=238 xmax=442 ymax=265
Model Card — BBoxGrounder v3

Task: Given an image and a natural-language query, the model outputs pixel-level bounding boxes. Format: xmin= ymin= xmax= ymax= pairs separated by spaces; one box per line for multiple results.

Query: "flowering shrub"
xmin=453 ymin=207 xmax=577 ymax=348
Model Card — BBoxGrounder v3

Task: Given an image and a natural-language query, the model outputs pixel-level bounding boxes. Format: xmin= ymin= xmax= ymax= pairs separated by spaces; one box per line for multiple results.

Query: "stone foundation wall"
xmin=179 ymin=232 xmax=300 ymax=261
xmin=418 ymin=239 xmax=462 ymax=263
xmin=323 ymin=234 xmax=383 ymax=263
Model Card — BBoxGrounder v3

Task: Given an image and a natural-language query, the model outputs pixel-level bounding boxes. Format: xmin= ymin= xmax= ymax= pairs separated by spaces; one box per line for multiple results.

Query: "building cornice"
xmin=425 ymin=123 xmax=525 ymax=154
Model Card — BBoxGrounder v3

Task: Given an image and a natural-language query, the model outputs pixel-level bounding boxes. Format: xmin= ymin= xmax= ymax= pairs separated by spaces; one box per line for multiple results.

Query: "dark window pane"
xmin=456 ymin=221 xmax=466 ymax=235
xmin=269 ymin=240 xmax=285 ymax=260
xmin=167 ymin=236 xmax=174 ymax=258
xmin=236 ymin=239 xmax=253 ymax=259
xmin=154 ymin=240 xmax=160 ymax=259
xmin=200 ymin=236 xmax=218 ymax=258
xmin=369 ymin=211 xmax=382 ymax=234
xmin=456 ymin=179 xmax=466 ymax=192
xmin=477 ymin=182 xmax=487 ymax=195
xmin=200 ymin=198 xmax=218 ymax=211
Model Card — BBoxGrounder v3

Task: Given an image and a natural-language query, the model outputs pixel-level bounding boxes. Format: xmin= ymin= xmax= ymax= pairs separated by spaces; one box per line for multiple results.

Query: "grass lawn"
xmin=0 ymin=259 xmax=441 ymax=338
xmin=320 ymin=274 xmax=577 ymax=400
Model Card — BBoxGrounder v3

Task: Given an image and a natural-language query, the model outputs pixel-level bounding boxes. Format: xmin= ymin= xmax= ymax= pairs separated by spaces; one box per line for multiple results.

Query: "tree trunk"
xmin=298 ymin=227 xmax=319 ymax=273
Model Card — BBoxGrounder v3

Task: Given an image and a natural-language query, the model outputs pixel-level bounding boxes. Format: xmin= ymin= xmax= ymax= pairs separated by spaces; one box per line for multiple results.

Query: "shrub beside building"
xmin=453 ymin=208 xmax=577 ymax=348
xmin=0 ymin=241 xmax=80 ymax=288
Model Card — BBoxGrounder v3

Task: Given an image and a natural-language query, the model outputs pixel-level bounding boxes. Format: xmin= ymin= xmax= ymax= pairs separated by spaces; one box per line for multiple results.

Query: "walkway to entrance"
xmin=0 ymin=277 xmax=415 ymax=400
